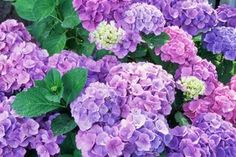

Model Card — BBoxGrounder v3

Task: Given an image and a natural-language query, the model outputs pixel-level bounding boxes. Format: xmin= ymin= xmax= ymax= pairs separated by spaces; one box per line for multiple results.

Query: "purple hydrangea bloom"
xmin=48 ymin=50 xmax=120 ymax=83
xmin=73 ymin=0 xmax=132 ymax=31
xmin=167 ymin=113 xmax=236 ymax=157
xmin=217 ymin=4 xmax=236 ymax=28
xmin=106 ymin=62 xmax=175 ymax=115
xmin=175 ymin=57 xmax=219 ymax=95
xmin=0 ymin=20 xmax=48 ymax=96
xmin=0 ymin=97 xmax=64 ymax=157
xmin=168 ymin=1 xmax=217 ymax=35
xmin=75 ymin=109 xmax=171 ymax=157
xmin=122 ymin=2 xmax=165 ymax=35
xmin=203 ymin=26 xmax=236 ymax=61
xmin=70 ymin=82 xmax=124 ymax=131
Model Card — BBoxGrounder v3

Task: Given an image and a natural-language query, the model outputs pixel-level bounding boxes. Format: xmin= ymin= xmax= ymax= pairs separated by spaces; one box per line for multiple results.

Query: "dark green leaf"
xmin=44 ymin=69 xmax=63 ymax=95
xmin=95 ymin=50 xmax=112 ymax=60
xmin=129 ymin=44 xmax=147 ymax=58
xmin=62 ymin=68 xmax=88 ymax=104
xmin=78 ymin=41 xmax=96 ymax=56
xmin=60 ymin=132 xmax=77 ymax=154
xmin=62 ymin=16 xmax=80 ymax=28
xmin=14 ymin=0 xmax=37 ymax=21
xmin=142 ymin=32 xmax=169 ymax=49
xmin=12 ymin=87 xmax=62 ymax=117
xmin=60 ymin=155 xmax=73 ymax=157
xmin=217 ymin=59 xmax=233 ymax=84
xmin=51 ymin=114 xmax=77 ymax=135
xmin=73 ymin=150 xmax=82 ymax=157
xmin=175 ymin=112 xmax=189 ymax=126
xmin=42 ymin=33 xmax=67 ymax=55
xmin=33 ymin=0 xmax=56 ymax=21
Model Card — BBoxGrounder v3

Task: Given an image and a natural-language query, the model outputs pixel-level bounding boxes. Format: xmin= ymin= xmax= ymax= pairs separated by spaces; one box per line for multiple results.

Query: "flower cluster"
xmin=48 ymin=50 xmax=120 ymax=84
xmin=229 ymin=75 xmax=236 ymax=91
xmin=203 ymin=26 xmax=236 ymax=61
xmin=167 ymin=112 xmax=236 ymax=156
xmin=177 ymin=76 xmax=205 ymax=100
xmin=70 ymin=82 xmax=123 ymax=131
xmin=217 ymin=4 xmax=236 ymax=28
xmin=0 ymin=96 xmax=63 ymax=157
xmin=175 ymin=57 xmax=219 ymax=95
xmin=74 ymin=108 xmax=172 ymax=157
xmin=155 ymin=26 xmax=197 ymax=65
xmin=122 ymin=2 xmax=165 ymax=35
xmin=165 ymin=1 xmax=218 ymax=35
xmin=90 ymin=21 xmax=125 ymax=50
xmin=184 ymin=84 xmax=236 ymax=125
xmin=106 ymin=62 xmax=175 ymax=115
xmin=0 ymin=20 xmax=48 ymax=96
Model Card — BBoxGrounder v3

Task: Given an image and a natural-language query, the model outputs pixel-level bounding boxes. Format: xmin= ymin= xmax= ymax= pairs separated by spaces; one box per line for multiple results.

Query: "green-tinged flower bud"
xmin=90 ymin=21 xmax=125 ymax=50
xmin=178 ymin=76 xmax=205 ymax=101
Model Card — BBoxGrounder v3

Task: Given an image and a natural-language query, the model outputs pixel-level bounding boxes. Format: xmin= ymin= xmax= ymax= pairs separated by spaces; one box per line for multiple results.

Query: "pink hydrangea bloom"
xmin=155 ymin=26 xmax=197 ymax=65
xmin=229 ymin=75 xmax=236 ymax=91
xmin=184 ymin=84 xmax=236 ymax=125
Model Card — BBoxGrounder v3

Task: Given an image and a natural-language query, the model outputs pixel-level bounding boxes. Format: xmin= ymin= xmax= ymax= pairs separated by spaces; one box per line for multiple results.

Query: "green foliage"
xmin=52 ymin=114 xmax=77 ymax=136
xmin=142 ymin=32 xmax=169 ymax=49
xmin=33 ymin=0 xmax=56 ymax=21
xmin=14 ymin=0 xmax=37 ymax=21
xmin=175 ymin=112 xmax=190 ymax=126
xmin=62 ymin=68 xmax=88 ymax=104
xmin=12 ymin=87 xmax=62 ymax=117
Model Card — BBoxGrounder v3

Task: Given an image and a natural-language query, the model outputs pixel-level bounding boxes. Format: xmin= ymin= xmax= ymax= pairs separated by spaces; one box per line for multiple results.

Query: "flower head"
xmin=177 ymin=76 xmax=205 ymax=100
xmin=217 ymin=4 xmax=236 ymax=28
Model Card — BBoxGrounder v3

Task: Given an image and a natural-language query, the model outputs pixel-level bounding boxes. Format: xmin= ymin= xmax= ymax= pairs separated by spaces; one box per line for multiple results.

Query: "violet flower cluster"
xmin=203 ymin=26 xmax=236 ymax=61
xmin=175 ymin=57 xmax=219 ymax=95
xmin=184 ymin=84 xmax=236 ymax=125
xmin=155 ymin=26 xmax=197 ymax=65
xmin=0 ymin=20 xmax=48 ymax=96
xmin=106 ymin=62 xmax=175 ymax=115
xmin=122 ymin=2 xmax=165 ymax=35
xmin=0 ymin=96 xmax=64 ymax=157
xmin=217 ymin=4 xmax=236 ymax=28
xmin=167 ymin=112 xmax=236 ymax=157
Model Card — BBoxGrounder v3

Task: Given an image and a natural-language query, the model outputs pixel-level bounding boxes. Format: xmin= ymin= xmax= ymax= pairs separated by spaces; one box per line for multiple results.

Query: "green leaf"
xmin=14 ymin=0 xmax=37 ymax=21
xmin=73 ymin=150 xmax=82 ymax=157
xmin=12 ymin=87 xmax=62 ymax=117
xmin=62 ymin=16 xmax=80 ymax=28
xmin=62 ymin=68 xmax=88 ymax=104
xmin=217 ymin=59 xmax=233 ymax=84
xmin=51 ymin=114 xmax=77 ymax=136
xmin=60 ymin=132 xmax=77 ymax=154
xmin=60 ymin=155 xmax=73 ymax=157
xmin=44 ymin=69 xmax=63 ymax=95
xmin=42 ymin=33 xmax=67 ymax=55
xmin=95 ymin=50 xmax=112 ymax=60
xmin=175 ymin=112 xmax=189 ymax=126
xmin=60 ymin=0 xmax=80 ymax=28
xmin=142 ymin=32 xmax=169 ymax=49
xmin=129 ymin=44 xmax=147 ymax=58
xmin=79 ymin=41 xmax=96 ymax=56
xmin=33 ymin=0 xmax=56 ymax=21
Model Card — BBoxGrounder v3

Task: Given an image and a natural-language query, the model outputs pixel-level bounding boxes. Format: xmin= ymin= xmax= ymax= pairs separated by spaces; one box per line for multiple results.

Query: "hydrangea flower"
xmin=166 ymin=1 xmax=218 ymax=35
xmin=0 ymin=97 xmax=64 ymax=157
xmin=155 ymin=26 xmax=197 ymax=65
xmin=177 ymin=76 xmax=205 ymax=100
xmin=90 ymin=21 xmax=125 ymax=50
xmin=70 ymin=82 xmax=124 ymax=131
xmin=122 ymin=2 xmax=165 ymax=35
xmin=175 ymin=57 xmax=219 ymax=95
xmin=73 ymin=0 xmax=132 ymax=31
xmin=229 ymin=75 xmax=236 ymax=91
xmin=203 ymin=26 xmax=236 ymax=61
xmin=167 ymin=113 xmax=236 ymax=157
xmin=48 ymin=50 xmax=119 ymax=84
xmin=0 ymin=20 xmax=49 ymax=96
xmin=75 ymin=109 xmax=172 ymax=157
xmin=0 ymin=19 xmax=31 ymax=54
xmin=217 ymin=4 xmax=236 ymax=27
xmin=184 ymin=84 xmax=236 ymax=125
xmin=106 ymin=62 xmax=175 ymax=115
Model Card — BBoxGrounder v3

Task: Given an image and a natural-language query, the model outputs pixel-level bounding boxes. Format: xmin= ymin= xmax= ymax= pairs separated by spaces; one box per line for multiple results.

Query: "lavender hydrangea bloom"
xmin=217 ymin=4 xmax=236 ymax=28
xmin=48 ymin=50 xmax=120 ymax=83
xmin=0 ymin=97 xmax=64 ymax=157
xmin=75 ymin=109 xmax=171 ymax=157
xmin=167 ymin=113 xmax=236 ymax=157
xmin=165 ymin=1 xmax=218 ymax=35
xmin=70 ymin=82 xmax=124 ymax=131
xmin=73 ymin=0 xmax=132 ymax=31
xmin=203 ymin=26 xmax=236 ymax=61
xmin=106 ymin=62 xmax=175 ymax=115
xmin=122 ymin=2 xmax=165 ymax=35
xmin=175 ymin=57 xmax=219 ymax=95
